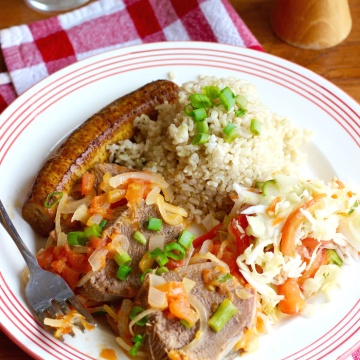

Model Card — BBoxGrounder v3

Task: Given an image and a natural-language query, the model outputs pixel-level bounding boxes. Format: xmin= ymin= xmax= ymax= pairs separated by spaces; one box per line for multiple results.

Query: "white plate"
xmin=0 ymin=41 xmax=359 ymax=360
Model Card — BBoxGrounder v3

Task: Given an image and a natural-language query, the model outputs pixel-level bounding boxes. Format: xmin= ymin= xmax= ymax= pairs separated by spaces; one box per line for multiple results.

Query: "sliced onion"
xmin=217 ymin=240 xmax=229 ymax=259
xmin=128 ymin=308 xmax=161 ymax=336
xmin=76 ymin=270 xmax=95 ymax=287
xmin=72 ymin=245 xmax=89 ymax=254
xmin=181 ymin=294 xmax=209 ymax=351
xmin=116 ymin=337 xmax=147 ymax=357
xmin=117 ymin=299 xmax=133 ymax=345
xmin=148 ymin=234 xmax=165 ymax=252
xmin=71 ymin=203 xmax=90 ymax=224
xmin=189 ymin=252 xmax=230 ymax=271
xmin=199 ymin=240 xmax=213 ymax=255
xmin=235 ymin=288 xmax=255 ymax=300
xmin=182 ymin=277 xmax=196 ymax=294
xmin=62 ymin=189 xmax=96 ymax=214
xmin=88 ymin=248 xmax=108 ymax=271
xmin=103 ymin=304 xmax=118 ymax=322
xmin=146 ymin=186 xmax=161 ymax=205
xmin=57 ymin=232 xmax=68 ymax=247
xmin=148 ymin=287 xmax=168 ymax=310
xmin=55 ymin=192 xmax=68 ymax=244
xmin=87 ymin=213 xmax=103 ymax=226
xmin=163 ymin=201 xmax=188 ymax=217
xmin=156 ymin=194 xmax=183 ymax=226
xmin=149 ymin=273 xmax=166 ymax=287
xmin=109 ymin=172 xmax=174 ymax=202
xmin=201 ymin=213 xmax=220 ymax=232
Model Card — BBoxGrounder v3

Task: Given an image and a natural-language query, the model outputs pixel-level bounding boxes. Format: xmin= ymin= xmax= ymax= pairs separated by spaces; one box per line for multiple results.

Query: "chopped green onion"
xmin=255 ymin=181 xmax=265 ymax=189
xmin=192 ymin=108 xmax=207 ymax=122
xmin=348 ymin=200 xmax=359 ymax=214
xmin=184 ymin=104 xmax=193 ymax=116
xmin=189 ymin=93 xmax=211 ymax=108
xmin=177 ymin=230 xmax=195 ymax=249
xmin=133 ymin=231 xmax=147 ymax=245
xmin=250 ymin=118 xmax=261 ymax=135
xmin=217 ymin=273 xmax=233 ymax=283
xmin=164 ymin=242 xmax=186 ymax=261
xmin=84 ymin=224 xmax=102 ymax=239
xmin=132 ymin=334 xmax=143 ymax=343
xmin=192 ymin=133 xmax=210 ymax=145
xmin=147 ymin=217 xmax=162 ymax=231
xmin=326 ymin=249 xmax=343 ymax=267
xmin=223 ymin=121 xmax=236 ymax=135
xmin=116 ymin=264 xmax=132 ymax=281
xmin=180 ymin=319 xmax=193 ymax=328
xmin=196 ymin=120 xmax=209 ymax=134
xmin=140 ymin=269 xmax=152 ymax=283
xmin=67 ymin=231 xmax=86 ymax=246
xmin=235 ymin=94 xmax=248 ymax=108
xmin=129 ymin=340 xmax=142 ymax=356
xmin=114 ymin=251 xmax=132 ymax=266
xmin=99 ymin=219 xmax=107 ymax=229
xmin=202 ymin=86 xmax=220 ymax=101
xmin=155 ymin=266 xmax=169 ymax=275
xmin=208 ymin=298 xmax=238 ymax=332
xmin=224 ymin=129 xmax=238 ymax=143
xmin=235 ymin=108 xmax=247 ymax=117
xmin=149 ymin=248 xmax=169 ymax=266
xmin=219 ymin=87 xmax=235 ymax=111
xmin=130 ymin=307 xmax=148 ymax=326
xmin=44 ymin=191 xmax=63 ymax=209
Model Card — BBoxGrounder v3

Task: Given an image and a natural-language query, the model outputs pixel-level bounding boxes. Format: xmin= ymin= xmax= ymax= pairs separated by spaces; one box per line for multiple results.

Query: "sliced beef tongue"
xmin=90 ymin=162 xmax=133 ymax=188
xmin=78 ymin=199 xmax=184 ymax=302
xmin=135 ymin=262 xmax=256 ymax=360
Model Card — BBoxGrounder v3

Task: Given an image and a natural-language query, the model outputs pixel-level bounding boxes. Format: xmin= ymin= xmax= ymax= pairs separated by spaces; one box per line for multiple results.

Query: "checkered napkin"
xmin=0 ymin=0 xmax=263 ymax=113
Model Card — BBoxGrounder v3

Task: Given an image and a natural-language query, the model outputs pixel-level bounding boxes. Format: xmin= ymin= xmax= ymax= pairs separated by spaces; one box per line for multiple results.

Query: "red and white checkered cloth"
xmin=0 ymin=0 xmax=263 ymax=114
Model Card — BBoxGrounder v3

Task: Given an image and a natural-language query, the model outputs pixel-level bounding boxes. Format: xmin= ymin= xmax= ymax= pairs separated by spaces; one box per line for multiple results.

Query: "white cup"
xmin=25 ymin=0 xmax=90 ymax=12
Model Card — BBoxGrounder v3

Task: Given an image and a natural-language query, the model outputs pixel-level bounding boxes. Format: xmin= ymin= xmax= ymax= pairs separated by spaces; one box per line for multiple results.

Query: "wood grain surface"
xmin=0 ymin=0 xmax=359 ymax=359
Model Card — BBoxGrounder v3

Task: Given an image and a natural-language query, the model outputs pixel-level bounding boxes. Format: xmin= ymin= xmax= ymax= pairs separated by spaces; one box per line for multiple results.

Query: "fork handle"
xmin=0 ymin=200 xmax=41 ymax=271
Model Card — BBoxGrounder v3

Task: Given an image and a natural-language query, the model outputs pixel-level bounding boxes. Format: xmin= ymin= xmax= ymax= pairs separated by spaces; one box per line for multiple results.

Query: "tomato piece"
xmin=61 ymin=265 xmax=80 ymax=290
xmin=166 ymin=258 xmax=186 ymax=270
xmin=298 ymin=248 xmax=328 ymax=286
xmin=81 ymin=171 xmax=95 ymax=195
xmin=278 ymin=278 xmax=306 ymax=314
xmin=228 ymin=214 xmax=253 ymax=255
xmin=36 ymin=247 xmax=55 ymax=269
xmin=281 ymin=194 xmax=326 ymax=257
xmin=169 ymin=298 xmax=198 ymax=326
xmin=193 ymin=223 xmax=223 ymax=248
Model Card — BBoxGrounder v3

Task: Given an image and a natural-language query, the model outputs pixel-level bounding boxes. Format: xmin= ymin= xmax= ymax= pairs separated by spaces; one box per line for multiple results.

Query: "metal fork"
xmin=0 ymin=199 xmax=96 ymax=339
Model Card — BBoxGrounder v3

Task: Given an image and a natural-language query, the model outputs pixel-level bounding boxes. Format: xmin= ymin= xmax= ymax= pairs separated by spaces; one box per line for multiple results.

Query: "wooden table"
xmin=0 ymin=1 xmax=359 ymax=359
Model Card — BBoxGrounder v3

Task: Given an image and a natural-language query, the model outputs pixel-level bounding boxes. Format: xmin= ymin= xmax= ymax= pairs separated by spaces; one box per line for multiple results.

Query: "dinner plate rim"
xmin=0 ymin=40 xmax=359 ymax=360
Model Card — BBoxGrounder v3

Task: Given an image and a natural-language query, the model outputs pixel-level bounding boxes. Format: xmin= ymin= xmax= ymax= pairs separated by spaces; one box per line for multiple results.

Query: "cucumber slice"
xmin=261 ymin=179 xmax=279 ymax=196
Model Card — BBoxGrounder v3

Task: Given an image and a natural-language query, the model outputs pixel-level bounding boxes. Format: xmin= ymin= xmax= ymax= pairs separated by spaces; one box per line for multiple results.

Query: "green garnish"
xmin=116 ymin=264 xmax=132 ymax=281
xmin=235 ymin=108 xmax=247 ymax=117
xmin=149 ymin=248 xmax=169 ymax=267
xmin=114 ymin=251 xmax=132 ymax=267
xmin=164 ymin=242 xmax=186 ymax=261
xmin=130 ymin=307 xmax=148 ymax=326
xmin=133 ymin=231 xmax=147 ymax=245
xmin=84 ymin=223 xmax=102 ymax=238
xmin=192 ymin=133 xmax=210 ymax=145
xmin=67 ymin=231 xmax=86 ymax=246
xmin=44 ymin=191 xmax=63 ymax=209
xmin=250 ymin=118 xmax=261 ymax=135
xmin=202 ymin=86 xmax=220 ymax=101
xmin=326 ymin=249 xmax=343 ymax=267
xmin=192 ymin=108 xmax=207 ymax=122
xmin=219 ymin=87 xmax=235 ymax=111
xmin=235 ymin=94 xmax=248 ymax=108
xmin=177 ymin=230 xmax=195 ymax=249
xmin=196 ymin=120 xmax=209 ymax=134
xmin=208 ymin=298 xmax=238 ymax=332
xmin=189 ymin=93 xmax=212 ymax=108
xmin=217 ymin=273 xmax=233 ymax=283
xmin=155 ymin=266 xmax=169 ymax=275
xmin=147 ymin=217 xmax=162 ymax=231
